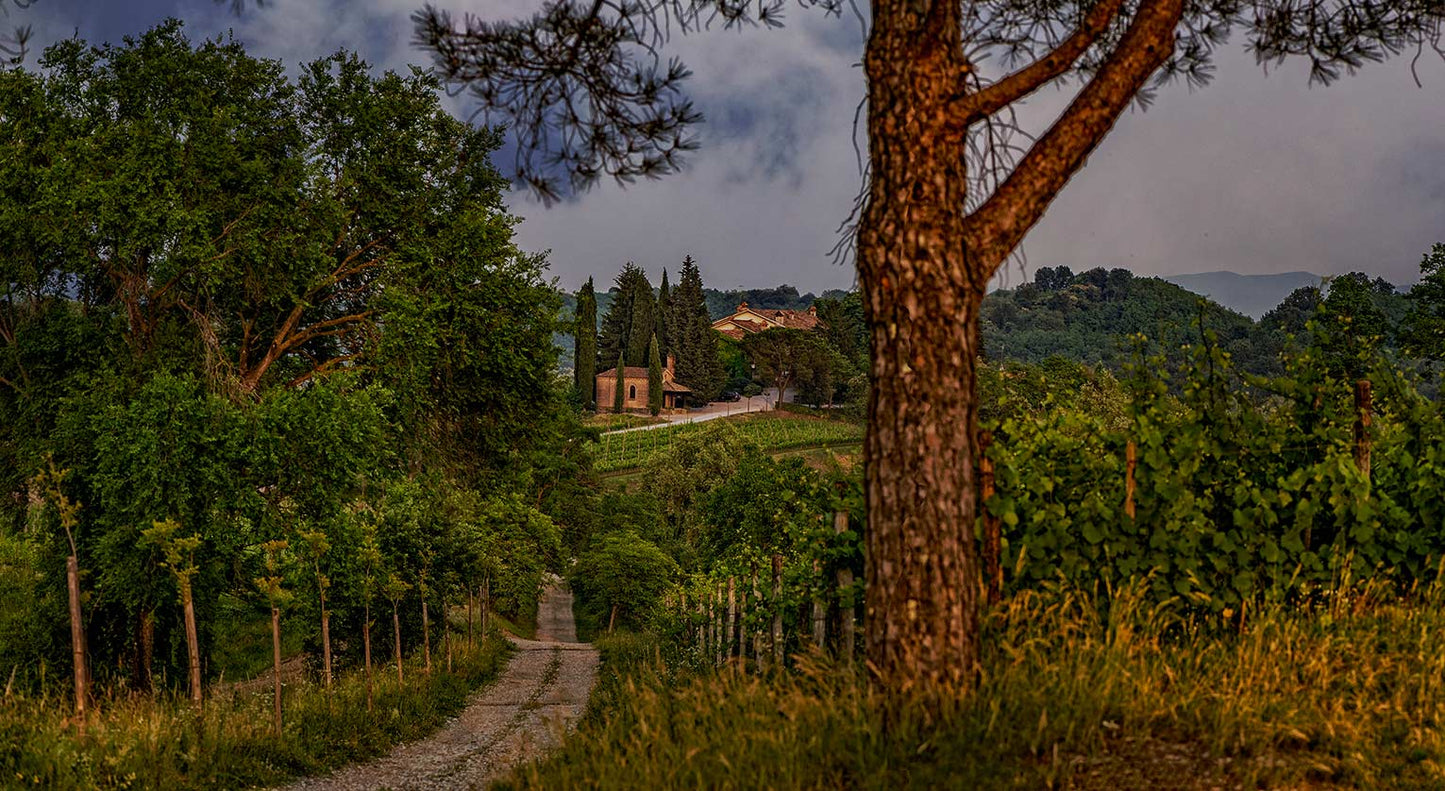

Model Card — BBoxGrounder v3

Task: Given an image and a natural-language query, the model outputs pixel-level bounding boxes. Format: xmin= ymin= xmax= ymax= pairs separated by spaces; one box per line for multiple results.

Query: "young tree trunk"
xmin=181 ymin=581 xmax=201 ymax=705
xmin=363 ymin=600 xmax=373 ymax=712
xmin=319 ymin=588 xmax=332 ymax=689
xmin=270 ymin=605 xmax=283 ymax=736
xmin=444 ymin=597 xmax=453 ymax=673
xmin=771 ymin=554 xmax=784 ymax=667
xmin=421 ymin=599 xmax=432 ymax=675
xmin=66 ymin=554 xmax=86 ymax=733
xmin=138 ymin=609 xmax=155 ymax=694
xmin=393 ymin=602 xmax=404 ymax=686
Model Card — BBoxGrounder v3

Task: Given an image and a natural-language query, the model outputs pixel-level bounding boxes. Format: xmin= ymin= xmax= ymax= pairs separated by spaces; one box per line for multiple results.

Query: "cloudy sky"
xmin=16 ymin=0 xmax=1445 ymax=293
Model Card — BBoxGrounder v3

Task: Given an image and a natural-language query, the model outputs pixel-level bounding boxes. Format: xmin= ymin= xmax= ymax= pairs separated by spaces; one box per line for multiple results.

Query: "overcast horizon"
xmin=17 ymin=0 xmax=1445 ymax=295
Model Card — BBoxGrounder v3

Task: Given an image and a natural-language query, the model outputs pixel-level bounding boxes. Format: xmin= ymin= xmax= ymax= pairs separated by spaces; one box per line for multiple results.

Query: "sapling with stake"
xmin=255 ymin=539 xmax=292 ymax=737
xmin=141 ymin=519 xmax=203 ymax=705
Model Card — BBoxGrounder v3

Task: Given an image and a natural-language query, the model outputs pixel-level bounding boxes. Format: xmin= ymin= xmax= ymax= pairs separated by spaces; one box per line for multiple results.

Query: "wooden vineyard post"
xmin=978 ymin=431 xmax=1003 ymax=606
xmin=1355 ymin=379 xmax=1373 ymax=484
xmin=726 ymin=577 xmax=737 ymax=662
xmin=444 ymin=596 xmax=453 ymax=673
xmin=752 ymin=568 xmax=766 ymax=672
xmin=695 ymin=594 xmax=705 ymax=656
xmin=467 ymin=589 xmax=474 ymax=647
xmin=811 ymin=556 xmax=826 ymax=648
xmin=832 ymin=510 xmax=855 ymax=661
xmin=1124 ymin=440 xmax=1137 ymax=521
xmin=715 ymin=582 xmax=726 ymax=667
xmin=770 ymin=554 xmax=783 ymax=667
xmin=738 ymin=584 xmax=750 ymax=665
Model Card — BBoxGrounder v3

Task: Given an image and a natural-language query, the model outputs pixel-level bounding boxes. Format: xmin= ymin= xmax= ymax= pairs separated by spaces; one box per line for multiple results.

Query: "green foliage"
xmin=669 ymin=256 xmax=724 ymax=400
xmin=982 ymin=267 xmax=1281 ymax=376
xmin=0 ymin=22 xmax=578 ymax=700
xmin=1403 ymin=243 xmax=1445 ymax=364
xmin=570 ymin=531 xmax=679 ymax=636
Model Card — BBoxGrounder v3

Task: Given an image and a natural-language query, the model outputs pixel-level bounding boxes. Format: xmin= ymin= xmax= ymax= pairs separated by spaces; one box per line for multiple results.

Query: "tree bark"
xmin=859 ymin=0 xmax=1181 ymax=697
xmin=182 ymin=581 xmax=201 ymax=705
xmin=66 ymin=554 xmax=86 ymax=734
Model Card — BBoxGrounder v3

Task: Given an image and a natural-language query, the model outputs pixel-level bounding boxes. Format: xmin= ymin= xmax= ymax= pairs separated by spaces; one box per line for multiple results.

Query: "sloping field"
xmin=591 ymin=413 xmax=863 ymax=473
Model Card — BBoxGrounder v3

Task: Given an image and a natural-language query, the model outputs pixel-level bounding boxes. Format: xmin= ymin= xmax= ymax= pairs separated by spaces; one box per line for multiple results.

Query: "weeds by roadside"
xmin=0 ymin=635 xmax=511 ymax=790
xmin=501 ymin=584 xmax=1445 ymax=789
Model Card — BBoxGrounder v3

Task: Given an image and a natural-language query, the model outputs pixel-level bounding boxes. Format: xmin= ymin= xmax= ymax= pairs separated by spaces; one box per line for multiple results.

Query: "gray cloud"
xmin=20 ymin=0 xmax=1445 ymax=293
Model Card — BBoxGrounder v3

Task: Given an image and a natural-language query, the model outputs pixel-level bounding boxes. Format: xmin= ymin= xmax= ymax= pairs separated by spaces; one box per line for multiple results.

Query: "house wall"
xmin=595 ymin=373 xmax=652 ymax=413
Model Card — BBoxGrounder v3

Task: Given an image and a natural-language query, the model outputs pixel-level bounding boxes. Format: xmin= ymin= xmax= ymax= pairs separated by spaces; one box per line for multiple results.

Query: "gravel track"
xmin=281 ymin=580 xmax=598 ymax=791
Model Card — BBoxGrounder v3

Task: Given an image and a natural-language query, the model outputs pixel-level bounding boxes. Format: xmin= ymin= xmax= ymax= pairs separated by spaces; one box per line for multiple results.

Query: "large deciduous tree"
xmin=416 ymin=0 xmax=1445 ymax=695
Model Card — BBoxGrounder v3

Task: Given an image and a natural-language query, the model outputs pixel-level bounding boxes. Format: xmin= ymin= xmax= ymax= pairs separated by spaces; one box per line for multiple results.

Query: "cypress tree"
xmin=647 ymin=333 xmax=663 ymax=416
xmin=613 ymin=351 xmax=626 ymax=413
xmin=625 ymin=270 xmax=656 ymax=367
xmin=656 ymin=268 xmax=671 ymax=360
xmin=574 ymin=278 xmax=598 ymax=409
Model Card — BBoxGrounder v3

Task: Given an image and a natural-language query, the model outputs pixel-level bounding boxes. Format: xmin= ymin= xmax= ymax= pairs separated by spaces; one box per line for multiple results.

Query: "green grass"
xmin=591 ymin=413 xmax=865 ymax=474
xmin=500 ymin=583 xmax=1445 ymax=789
xmin=209 ymin=595 xmax=306 ymax=683
xmin=1 ymin=633 xmax=511 ymax=790
xmin=583 ymin=413 xmax=669 ymax=431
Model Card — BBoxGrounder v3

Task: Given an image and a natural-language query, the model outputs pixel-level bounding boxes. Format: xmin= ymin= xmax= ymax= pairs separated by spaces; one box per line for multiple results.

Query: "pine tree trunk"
xmin=858 ymin=0 xmax=982 ymax=695
xmin=271 ymin=605 xmax=283 ymax=736
xmin=182 ymin=581 xmax=201 ymax=705
xmin=66 ymin=554 xmax=86 ymax=734
xmin=363 ymin=600 xmax=373 ymax=712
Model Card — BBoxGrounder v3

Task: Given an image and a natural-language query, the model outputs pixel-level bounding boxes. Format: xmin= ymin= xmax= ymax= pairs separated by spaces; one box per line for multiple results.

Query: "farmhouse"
xmin=596 ymin=355 xmax=692 ymax=413
xmin=710 ymin=302 xmax=821 ymax=340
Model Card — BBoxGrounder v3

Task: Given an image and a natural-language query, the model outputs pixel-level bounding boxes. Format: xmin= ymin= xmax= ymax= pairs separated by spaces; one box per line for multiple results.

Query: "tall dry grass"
xmin=1 ymin=635 xmax=510 ymax=790
xmin=503 ymin=580 xmax=1445 ymax=789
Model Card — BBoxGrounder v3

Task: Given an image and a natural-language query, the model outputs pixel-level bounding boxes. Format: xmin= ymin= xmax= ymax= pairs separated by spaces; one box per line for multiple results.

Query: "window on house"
xmin=629 ymin=385 xmax=636 ymax=400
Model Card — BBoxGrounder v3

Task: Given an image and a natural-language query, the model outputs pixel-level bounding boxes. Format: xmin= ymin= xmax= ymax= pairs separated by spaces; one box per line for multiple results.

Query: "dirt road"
xmin=281 ymin=580 xmax=598 ymax=791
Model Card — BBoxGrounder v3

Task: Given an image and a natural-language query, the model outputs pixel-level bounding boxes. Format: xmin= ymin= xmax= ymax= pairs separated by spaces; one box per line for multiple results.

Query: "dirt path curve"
xmin=281 ymin=578 xmax=598 ymax=791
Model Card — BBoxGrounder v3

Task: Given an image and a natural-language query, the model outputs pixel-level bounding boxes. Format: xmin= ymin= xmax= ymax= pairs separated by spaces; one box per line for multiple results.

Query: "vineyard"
xmin=591 ymin=414 xmax=864 ymax=473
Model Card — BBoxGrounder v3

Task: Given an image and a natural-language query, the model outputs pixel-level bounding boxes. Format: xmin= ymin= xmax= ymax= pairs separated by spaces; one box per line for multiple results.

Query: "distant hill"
xmin=1163 ymin=271 xmax=1324 ymax=320
xmin=981 ymin=269 xmax=1284 ymax=375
